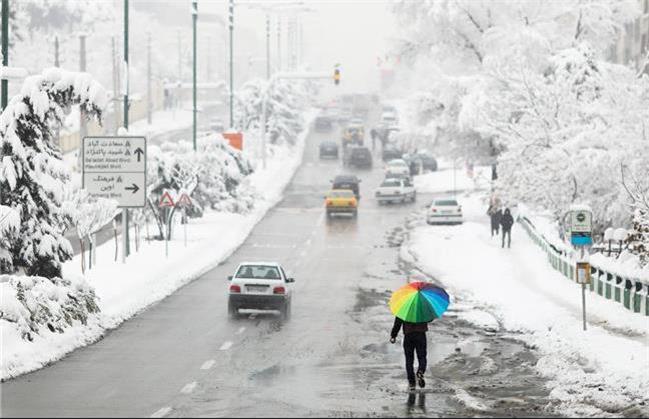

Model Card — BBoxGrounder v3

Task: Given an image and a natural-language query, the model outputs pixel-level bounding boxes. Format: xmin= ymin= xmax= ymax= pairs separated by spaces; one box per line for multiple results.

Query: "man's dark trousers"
xmin=404 ymin=332 xmax=427 ymax=384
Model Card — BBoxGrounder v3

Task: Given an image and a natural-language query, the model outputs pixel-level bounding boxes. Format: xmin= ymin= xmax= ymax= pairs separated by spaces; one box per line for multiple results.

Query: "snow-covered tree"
xmin=65 ymin=190 xmax=117 ymax=273
xmin=0 ymin=68 xmax=107 ymax=278
xmin=234 ymin=78 xmax=310 ymax=146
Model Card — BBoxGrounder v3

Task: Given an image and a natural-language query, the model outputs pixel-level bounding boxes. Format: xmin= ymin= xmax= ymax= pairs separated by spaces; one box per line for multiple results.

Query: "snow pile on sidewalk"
xmin=0 ymin=109 xmax=317 ymax=381
xmin=402 ymin=194 xmax=649 ymax=417
xmin=413 ymin=162 xmax=491 ymax=195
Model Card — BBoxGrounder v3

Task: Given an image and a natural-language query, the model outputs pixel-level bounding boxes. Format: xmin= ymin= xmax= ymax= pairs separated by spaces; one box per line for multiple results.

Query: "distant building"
xmin=608 ymin=0 xmax=649 ymax=73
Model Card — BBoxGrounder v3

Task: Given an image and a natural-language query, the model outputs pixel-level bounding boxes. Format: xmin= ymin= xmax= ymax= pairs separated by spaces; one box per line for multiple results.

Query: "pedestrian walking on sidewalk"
xmin=487 ymin=204 xmax=502 ymax=237
xmin=390 ymin=318 xmax=429 ymax=390
xmin=500 ymin=207 xmax=514 ymax=248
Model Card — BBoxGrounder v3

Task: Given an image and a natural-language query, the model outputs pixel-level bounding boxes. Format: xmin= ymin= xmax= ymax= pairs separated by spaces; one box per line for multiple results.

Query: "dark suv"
xmin=331 ymin=174 xmax=361 ymax=199
xmin=319 ymin=140 xmax=339 ymax=159
xmin=343 ymin=146 xmax=372 ymax=169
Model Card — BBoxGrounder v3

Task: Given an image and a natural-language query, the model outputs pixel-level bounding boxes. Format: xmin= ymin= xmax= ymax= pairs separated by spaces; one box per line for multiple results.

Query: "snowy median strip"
xmin=0 ymin=109 xmax=318 ymax=381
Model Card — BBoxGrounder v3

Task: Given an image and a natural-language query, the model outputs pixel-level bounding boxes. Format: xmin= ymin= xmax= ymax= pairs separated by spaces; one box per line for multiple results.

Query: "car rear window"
xmin=236 ymin=265 xmax=282 ymax=280
xmin=381 ymin=179 xmax=401 ymax=187
xmin=389 ymin=160 xmax=406 ymax=166
xmin=329 ymin=190 xmax=354 ymax=198
xmin=434 ymin=200 xmax=458 ymax=206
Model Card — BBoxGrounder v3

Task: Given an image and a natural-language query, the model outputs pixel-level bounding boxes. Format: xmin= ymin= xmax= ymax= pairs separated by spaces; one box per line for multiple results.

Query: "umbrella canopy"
xmin=389 ymin=282 xmax=450 ymax=323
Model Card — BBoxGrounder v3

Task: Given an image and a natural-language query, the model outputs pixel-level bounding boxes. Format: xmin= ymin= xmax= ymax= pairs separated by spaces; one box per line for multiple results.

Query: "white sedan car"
xmin=427 ymin=198 xmax=463 ymax=225
xmin=228 ymin=262 xmax=294 ymax=319
xmin=385 ymin=159 xmax=409 ymax=177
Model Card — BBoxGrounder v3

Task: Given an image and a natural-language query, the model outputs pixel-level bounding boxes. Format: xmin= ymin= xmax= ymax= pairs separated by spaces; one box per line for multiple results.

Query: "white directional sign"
xmin=82 ymin=136 xmax=146 ymax=208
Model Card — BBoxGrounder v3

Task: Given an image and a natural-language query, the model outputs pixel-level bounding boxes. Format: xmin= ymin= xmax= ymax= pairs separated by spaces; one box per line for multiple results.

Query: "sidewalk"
xmin=402 ymin=191 xmax=649 ymax=416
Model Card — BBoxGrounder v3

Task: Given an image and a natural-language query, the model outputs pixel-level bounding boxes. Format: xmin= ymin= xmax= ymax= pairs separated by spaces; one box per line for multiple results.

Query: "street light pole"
xmin=266 ymin=14 xmax=271 ymax=79
xmin=1 ymin=0 xmax=8 ymax=111
xmin=228 ymin=0 xmax=234 ymax=128
xmin=123 ymin=0 xmax=130 ymax=261
xmin=192 ymin=0 xmax=198 ymax=151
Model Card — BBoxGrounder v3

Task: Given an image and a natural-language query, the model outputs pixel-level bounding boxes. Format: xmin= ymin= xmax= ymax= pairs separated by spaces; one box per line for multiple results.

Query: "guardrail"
xmin=518 ymin=215 xmax=649 ymax=317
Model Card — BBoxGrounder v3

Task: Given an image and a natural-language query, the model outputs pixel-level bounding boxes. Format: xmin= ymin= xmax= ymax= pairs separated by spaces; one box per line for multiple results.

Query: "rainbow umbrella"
xmin=389 ymin=282 xmax=450 ymax=323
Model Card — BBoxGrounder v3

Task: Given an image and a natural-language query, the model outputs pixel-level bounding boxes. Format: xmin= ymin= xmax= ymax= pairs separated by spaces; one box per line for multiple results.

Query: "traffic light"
xmin=334 ymin=68 xmax=340 ymax=85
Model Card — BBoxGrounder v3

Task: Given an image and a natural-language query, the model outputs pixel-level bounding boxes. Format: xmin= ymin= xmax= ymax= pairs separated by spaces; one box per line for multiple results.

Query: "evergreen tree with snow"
xmin=0 ymin=68 xmax=106 ymax=278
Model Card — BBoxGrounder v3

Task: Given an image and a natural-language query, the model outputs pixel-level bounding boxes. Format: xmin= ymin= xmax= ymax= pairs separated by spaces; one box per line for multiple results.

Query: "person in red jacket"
xmin=390 ymin=317 xmax=429 ymax=390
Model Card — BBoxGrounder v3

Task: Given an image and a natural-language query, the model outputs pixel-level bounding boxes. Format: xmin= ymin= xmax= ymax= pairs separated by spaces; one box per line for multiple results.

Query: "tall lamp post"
xmin=192 ymin=0 xmax=198 ymax=151
xmin=228 ymin=0 xmax=234 ymax=128
xmin=1 ymin=0 xmax=8 ymax=111
xmin=123 ymin=0 xmax=130 ymax=260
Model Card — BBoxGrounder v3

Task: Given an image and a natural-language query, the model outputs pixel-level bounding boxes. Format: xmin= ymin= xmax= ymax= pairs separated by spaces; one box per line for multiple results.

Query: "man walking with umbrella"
xmin=389 ymin=281 xmax=450 ymax=391
xmin=390 ymin=317 xmax=429 ymax=389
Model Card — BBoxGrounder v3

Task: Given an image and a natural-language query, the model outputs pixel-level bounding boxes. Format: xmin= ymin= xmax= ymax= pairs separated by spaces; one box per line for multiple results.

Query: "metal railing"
xmin=518 ymin=215 xmax=649 ymax=317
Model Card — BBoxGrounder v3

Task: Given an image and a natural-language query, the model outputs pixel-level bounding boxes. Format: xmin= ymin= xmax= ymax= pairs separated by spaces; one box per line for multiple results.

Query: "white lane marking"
xmin=219 ymin=341 xmax=233 ymax=351
xmin=180 ymin=381 xmax=198 ymax=394
xmin=200 ymin=360 xmax=215 ymax=370
xmin=236 ymin=327 xmax=246 ymax=335
xmin=151 ymin=407 xmax=172 ymax=418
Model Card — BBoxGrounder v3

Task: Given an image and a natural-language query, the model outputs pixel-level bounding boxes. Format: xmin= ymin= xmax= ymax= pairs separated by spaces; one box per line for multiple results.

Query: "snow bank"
xmin=403 ymin=193 xmax=649 ymax=416
xmin=0 ymin=274 xmax=101 ymax=378
xmin=413 ymin=161 xmax=491 ymax=195
xmin=0 ymin=109 xmax=317 ymax=381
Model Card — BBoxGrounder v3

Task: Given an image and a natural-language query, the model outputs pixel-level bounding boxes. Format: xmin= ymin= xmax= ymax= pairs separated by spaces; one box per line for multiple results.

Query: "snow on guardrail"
xmin=517 ymin=214 xmax=649 ymax=317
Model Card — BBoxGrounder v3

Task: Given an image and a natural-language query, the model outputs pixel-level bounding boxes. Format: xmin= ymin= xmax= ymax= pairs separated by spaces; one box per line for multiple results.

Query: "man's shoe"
xmin=416 ymin=371 xmax=425 ymax=388
xmin=408 ymin=381 xmax=416 ymax=391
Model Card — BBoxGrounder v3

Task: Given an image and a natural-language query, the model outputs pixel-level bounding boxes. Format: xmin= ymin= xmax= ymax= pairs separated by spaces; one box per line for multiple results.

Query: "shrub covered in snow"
xmin=0 ymin=68 xmax=107 ymax=278
xmin=145 ymin=135 xmax=255 ymax=239
xmin=0 ymin=274 xmax=100 ymax=342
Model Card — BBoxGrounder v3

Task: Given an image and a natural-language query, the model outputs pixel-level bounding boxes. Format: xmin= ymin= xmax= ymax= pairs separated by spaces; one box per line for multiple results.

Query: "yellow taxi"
xmin=325 ymin=189 xmax=358 ymax=218
xmin=342 ymin=125 xmax=365 ymax=147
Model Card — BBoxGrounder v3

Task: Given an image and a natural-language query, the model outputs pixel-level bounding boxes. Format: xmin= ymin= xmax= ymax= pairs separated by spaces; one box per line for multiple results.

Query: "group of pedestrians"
xmin=487 ymin=201 xmax=514 ymax=248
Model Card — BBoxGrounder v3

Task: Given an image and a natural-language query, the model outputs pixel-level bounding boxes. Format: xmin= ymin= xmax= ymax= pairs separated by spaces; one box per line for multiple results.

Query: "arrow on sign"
xmin=134 ymin=147 xmax=144 ymax=162
xmin=125 ymin=183 xmax=140 ymax=194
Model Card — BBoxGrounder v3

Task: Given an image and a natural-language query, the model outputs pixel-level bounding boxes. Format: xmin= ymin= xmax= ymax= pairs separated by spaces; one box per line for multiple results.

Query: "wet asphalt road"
xmin=1 ymin=112 xmax=556 ymax=417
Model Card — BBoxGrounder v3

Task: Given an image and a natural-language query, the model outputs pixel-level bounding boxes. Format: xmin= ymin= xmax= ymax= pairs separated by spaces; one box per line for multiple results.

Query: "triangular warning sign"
xmin=159 ymin=191 xmax=175 ymax=208
xmin=177 ymin=193 xmax=192 ymax=207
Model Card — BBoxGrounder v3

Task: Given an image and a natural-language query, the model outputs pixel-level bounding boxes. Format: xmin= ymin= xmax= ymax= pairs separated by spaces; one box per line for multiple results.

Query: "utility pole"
xmin=192 ymin=0 xmax=197 ymax=151
xmin=79 ymin=34 xmax=87 ymax=160
xmin=1 ymin=0 xmax=9 ymax=111
xmin=123 ymin=0 xmax=130 ymax=260
xmin=54 ymin=36 xmax=60 ymax=67
xmin=147 ymin=32 xmax=152 ymax=125
xmin=177 ymin=29 xmax=182 ymax=82
xmin=228 ymin=0 xmax=234 ymax=128
xmin=266 ymin=14 xmax=271 ymax=79
xmin=276 ymin=16 xmax=281 ymax=72
xmin=112 ymin=36 xmax=121 ymax=134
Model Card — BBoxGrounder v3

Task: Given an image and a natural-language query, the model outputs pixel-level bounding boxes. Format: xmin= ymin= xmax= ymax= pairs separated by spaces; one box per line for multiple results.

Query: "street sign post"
xmin=82 ymin=136 xmax=147 ymax=208
xmin=570 ymin=208 xmax=593 ymax=246
xmin=569 ymin=205 xmax=593 ymax=331
xmin=158 ymin=191 xmax=175 ymax=258
xmin=177 ymin=193 xmax=193 ymax=248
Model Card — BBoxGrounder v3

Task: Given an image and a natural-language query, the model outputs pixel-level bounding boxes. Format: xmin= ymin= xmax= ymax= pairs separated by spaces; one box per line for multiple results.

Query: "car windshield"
xmin=381 ymin=179 xmax=401 ymax=187
xmin=328 ymin=190 xmax=354 ymax=198
xmin=389 ymin=160 xmax=406 ymax=167
xmin=236 ymin=265 xmax=282 ymax=280
xmin=434 ymin=200 xmax=458 ymax=206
